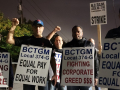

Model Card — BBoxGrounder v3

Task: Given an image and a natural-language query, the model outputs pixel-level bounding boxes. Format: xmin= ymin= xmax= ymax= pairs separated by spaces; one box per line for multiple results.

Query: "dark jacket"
xmin=63 ymin=37 xmax=99 ymax=78
xmin=0 ymin=47 xmax=14 ymax=87
xmin=105 ymin=26 xmax=120 ymax=38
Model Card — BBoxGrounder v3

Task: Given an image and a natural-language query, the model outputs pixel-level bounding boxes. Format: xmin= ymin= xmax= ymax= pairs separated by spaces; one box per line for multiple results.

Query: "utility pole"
xmin=18 ymin=0 xmax=23 ymax=24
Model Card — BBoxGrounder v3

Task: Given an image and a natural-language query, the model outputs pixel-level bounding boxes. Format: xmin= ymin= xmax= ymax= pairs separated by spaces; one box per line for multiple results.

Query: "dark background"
xmin=0 ymin=0 xmax=120 ymax=47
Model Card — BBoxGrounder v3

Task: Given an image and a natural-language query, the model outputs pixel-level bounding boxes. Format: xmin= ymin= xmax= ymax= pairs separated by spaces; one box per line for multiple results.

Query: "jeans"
xmin=89 ymin=86 xmax=101 ymax=90
xmin=48 ymin=81 xmax=67 ymax=90
xmin=67 ymin=86 xmax=90 ymax=90
xmin=23 ymin=81 xmax=48 ymax=90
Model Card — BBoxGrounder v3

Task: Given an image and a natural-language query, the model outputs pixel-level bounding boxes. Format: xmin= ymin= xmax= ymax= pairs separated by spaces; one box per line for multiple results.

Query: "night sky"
xmin=0 ymin=0 xmax=120 ymax=47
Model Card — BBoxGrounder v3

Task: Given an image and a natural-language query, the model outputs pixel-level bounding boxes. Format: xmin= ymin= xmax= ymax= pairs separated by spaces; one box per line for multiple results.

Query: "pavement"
xmin=12 ymin=83 xmax=108 ymax=90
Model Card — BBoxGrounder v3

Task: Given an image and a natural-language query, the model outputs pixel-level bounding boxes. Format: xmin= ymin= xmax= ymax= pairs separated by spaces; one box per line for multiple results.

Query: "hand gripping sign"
xmin=90 ymin=1 xmax=107 ymax=54
xmin=14 ymin=45 xmax=52 ymax=86
xmin=49 ymin=52 xmax=62 ymax=82
xmin=61 ymin=47 xmax=94 ymax=86
xmin=98 ymin=38 xmax=120 ymax=89
xmin=0 ymin=52 xmax=10 ymax=87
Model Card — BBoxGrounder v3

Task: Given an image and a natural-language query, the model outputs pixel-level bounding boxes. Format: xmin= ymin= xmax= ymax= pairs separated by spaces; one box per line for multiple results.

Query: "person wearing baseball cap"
xmin=6 ymin=18 xmax=57 ymax=90
xmin=32 ymin=19 xmax=44 ymax=38
xmin=32 ymin=20 xmax=44 ymax=26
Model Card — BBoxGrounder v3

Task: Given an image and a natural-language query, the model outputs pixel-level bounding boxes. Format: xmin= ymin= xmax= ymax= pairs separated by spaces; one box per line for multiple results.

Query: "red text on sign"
xmin=56 ymin=64 xmax=60 ymax=68
xmin=63 ymin=69 xmax=93 ymax=75
xmin=65 ymin=78 xmax=82 ymax=83
xmin=0 ymin=65 xmax=8 ymax=71
xmin=57 ymin=75 xmax=59 ymax=80
xmin=84 ymin=78 xmax=92 ymax=84
xmin=67 ymin=61 xmax=90 ymax=67
xmin=0 ymin=78 xmax=7 ymax=85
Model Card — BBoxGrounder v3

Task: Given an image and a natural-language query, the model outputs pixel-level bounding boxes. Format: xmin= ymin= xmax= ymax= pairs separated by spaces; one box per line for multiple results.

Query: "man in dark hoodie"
xmin=0 ymin=34 xmax=14 ymax=90
xmin=64 ymin=25 xmax=99 ymax=90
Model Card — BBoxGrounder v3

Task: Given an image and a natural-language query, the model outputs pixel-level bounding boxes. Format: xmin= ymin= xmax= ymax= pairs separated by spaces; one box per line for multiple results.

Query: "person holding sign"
xmin=104 ymin=8 xmax=120 ymax=90
xmin=6 ymin=18 xmax=57 ymax=90
xmin=64 ymin=25 xmax=99 ymax=90
xmin=47 ymin=27 xmax=67 ymax=90
xmin=0 ymin=34 xmax=14 ymax=90
xmin=49 ymin=36 xmax=67 ymax=90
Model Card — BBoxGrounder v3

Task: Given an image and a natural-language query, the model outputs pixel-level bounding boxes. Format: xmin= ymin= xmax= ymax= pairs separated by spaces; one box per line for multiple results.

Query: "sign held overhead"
xmin=90 ymin=1 xmax=107 ymax=25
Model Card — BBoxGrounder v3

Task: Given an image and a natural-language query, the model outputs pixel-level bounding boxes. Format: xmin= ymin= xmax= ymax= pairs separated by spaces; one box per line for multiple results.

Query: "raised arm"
xmin=46 ymin=26 xmax=61 ymax=40
xmin=6 ymin=18 xmax=19 ymax=45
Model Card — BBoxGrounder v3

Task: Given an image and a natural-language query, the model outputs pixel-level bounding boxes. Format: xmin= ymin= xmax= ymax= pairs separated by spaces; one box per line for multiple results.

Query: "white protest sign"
xmin=61 ymin=47 xmax=94 ymax=86
xmin=49 ymin=52 xmax=62 ymax=82
xmin=0 ymin=52 xmax=10 ymax=87
xmin=14 ymin=45 xmax=52 ymax=86
xmin=90 ymin=1 xmax=107 ymax=25
xmin=98 ymin=38 xmax=120 ymax=89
